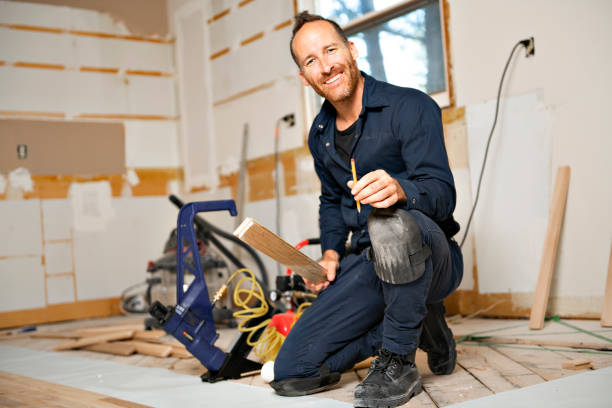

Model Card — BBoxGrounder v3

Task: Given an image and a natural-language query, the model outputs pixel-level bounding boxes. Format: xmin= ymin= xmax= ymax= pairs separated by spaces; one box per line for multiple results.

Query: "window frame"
xmin=325 ymin=0 xmax=454 ymax=108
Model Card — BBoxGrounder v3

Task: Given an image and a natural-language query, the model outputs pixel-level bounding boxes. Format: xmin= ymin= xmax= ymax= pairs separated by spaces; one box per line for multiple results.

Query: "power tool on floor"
xmin=149 ymin=199 xmax=272 ymax=382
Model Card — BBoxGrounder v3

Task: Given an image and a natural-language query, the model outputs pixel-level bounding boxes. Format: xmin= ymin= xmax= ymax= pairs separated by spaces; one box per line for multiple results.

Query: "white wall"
xmin=0 ymin=0 xmax=181 ymax=312
xmin=449 ymin=0 xmax=612 ymax=314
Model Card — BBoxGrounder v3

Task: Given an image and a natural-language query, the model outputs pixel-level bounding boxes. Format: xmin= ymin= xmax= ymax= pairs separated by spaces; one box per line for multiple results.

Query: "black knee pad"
xmin=367 ymin=208 xmax=431 ymax=284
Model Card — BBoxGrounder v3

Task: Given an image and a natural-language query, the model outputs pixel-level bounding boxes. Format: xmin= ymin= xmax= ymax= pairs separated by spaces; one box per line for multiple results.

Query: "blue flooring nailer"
xmin=149 ymin=199 xmax=270 ymax=382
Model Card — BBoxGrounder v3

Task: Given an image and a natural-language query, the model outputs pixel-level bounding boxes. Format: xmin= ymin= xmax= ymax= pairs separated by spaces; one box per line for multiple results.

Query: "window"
xmin=316 ymin=0 xmax=451 ymax=107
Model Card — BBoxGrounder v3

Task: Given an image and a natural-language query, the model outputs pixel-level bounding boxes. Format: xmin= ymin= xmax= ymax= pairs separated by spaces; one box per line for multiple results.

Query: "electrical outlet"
xmin=521 ymin=37 xmax=535 ymax=57
xmin=282 ymin=113 xmax=295 ymax=127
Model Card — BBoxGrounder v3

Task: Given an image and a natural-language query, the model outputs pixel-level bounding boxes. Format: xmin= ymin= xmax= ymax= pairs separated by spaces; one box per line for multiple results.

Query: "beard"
xmin=308 ymin=58 xmax=361 ymax=103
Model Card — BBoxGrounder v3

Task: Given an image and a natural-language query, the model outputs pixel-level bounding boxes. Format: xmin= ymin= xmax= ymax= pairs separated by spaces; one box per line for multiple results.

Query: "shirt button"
xmin=318 ymin=124 xmax=324 ymax=129
xmin=325 ymin=142 xmax=330 ymax=147
xmin=412 ymin=198 xmax=416 ymax=204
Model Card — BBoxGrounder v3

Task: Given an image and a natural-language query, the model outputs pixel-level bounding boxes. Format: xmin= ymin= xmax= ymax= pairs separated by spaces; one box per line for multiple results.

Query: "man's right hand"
xmin=304 ymin=249 xmax=339 ymax=293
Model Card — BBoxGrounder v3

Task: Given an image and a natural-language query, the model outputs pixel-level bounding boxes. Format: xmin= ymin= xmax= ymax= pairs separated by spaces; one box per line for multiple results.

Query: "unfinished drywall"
xmin=0 ymin=0 xmax=180 ymax=321
xmin=448 ymin=0 xmax=612 ymax=315
xmin=5 ymin=0 xmax=169 ymax=37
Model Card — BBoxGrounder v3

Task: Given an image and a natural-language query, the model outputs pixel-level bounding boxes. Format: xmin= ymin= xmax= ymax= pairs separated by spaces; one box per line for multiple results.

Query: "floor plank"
xmin=0 ymin=370 xmax=152 ymax=408
xmin=457 ymin=344 xmax=545 ymax=390
xmin=416 ymin=349 xmax=493 ymax=406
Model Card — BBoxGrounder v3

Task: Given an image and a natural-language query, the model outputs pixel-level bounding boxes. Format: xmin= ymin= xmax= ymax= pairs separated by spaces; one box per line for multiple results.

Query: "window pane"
xmin=316 ymin=0 xmax=408 ymax=26
xmin=318 ymin=1 xmax=446 ymax=94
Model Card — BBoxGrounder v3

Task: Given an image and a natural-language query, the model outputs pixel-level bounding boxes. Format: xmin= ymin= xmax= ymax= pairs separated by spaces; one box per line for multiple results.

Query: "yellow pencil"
xmin=350 ymin=158 xmax=361 ymax=213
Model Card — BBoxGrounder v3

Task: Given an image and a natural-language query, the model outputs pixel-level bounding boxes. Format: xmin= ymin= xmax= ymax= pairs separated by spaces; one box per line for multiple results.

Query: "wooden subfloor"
xmin=1 ymin=315 xmax=611 ymax=407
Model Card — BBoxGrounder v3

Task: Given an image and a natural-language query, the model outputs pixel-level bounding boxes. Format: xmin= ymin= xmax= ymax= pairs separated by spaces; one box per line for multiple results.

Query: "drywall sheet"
xmin=0 ymin=257 xmax=45 ymax=312
xmin=42 ymin=199 xmax=72 ymax=241
xmin=73 ymin=197 xmax=177 ymax=301
xmin=124 ymin=120 xmax=180 ymax=168
xmin=0 ymin=119 xmax=125 ymax=176
xmin=46 ymin=274 xmax=75 ymax=304
xmin=44 ymin=242 xmax=72 ymax=275
xmin=214 ymin=78 xmax=305 ymax=165
xmin=74 ymin=36 xmax=173 ymax=72
xmin=0 ymin=27 xmax=75 ymax=66
xmin=69 ymin=181 xmax=114 ymax=232
xmin=0 ymin=345 xmax=350 ymax=407
xmin=466 ymin=92 xmax=551 ymax=293
xmin=448 ymin=366 xmax=612 ymax=408
xmin=0 ymin=199 xmax=42 ymax=257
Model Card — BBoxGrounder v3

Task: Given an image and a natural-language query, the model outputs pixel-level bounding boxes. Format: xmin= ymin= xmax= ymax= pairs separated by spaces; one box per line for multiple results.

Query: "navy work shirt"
xmin=308 ymin=72 xmax=459 ymax=256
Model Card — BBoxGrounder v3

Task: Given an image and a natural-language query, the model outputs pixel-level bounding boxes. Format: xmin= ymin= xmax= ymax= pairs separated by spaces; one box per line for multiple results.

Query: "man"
xmin=270 ymin=11 xmax=463 ymax=408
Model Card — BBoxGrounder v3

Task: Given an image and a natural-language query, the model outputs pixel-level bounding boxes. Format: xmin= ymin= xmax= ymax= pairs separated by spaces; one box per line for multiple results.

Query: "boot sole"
xmin=353 ymin=378 xmax=422 ymax=408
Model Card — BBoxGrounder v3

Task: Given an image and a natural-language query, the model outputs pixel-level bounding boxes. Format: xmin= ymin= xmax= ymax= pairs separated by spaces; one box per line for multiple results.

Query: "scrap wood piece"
xmin=133 ymin=330 xmax=166 ymax=342
xmin=234 ymin=217 xmax=326 ymax=283
xmin=29 ymin=331 xmax=80 ymax=339
xmin=54 ymin=330 xmax=135 ymax=351
xmin=75 ymin=323 xmax=144 ymax=336
xmin=170 ymin=345 xmax=193 ymax=359
xmin=123 ymin=341 xmax=173 ymax=358
xmin=459 ymin=335 xmax=612 ymax=352
xmin=602 ymin=244 xmax=612 ymax=327
xmin=561 ymin=358 xmax=593 ymax=370
xmin=529 ymin=166 xmax=571 ymax=330
xmin=83 ymin=341 xmax=137 ymax=356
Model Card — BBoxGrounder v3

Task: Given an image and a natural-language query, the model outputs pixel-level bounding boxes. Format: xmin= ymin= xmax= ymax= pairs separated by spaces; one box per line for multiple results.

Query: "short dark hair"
xmin=289 ymin=11 xmax=348 ymax=68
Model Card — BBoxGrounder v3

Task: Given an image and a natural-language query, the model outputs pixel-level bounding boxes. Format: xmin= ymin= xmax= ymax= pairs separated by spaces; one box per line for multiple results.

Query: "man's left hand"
xmin=347 ymin=169 xmax=407 ymax=208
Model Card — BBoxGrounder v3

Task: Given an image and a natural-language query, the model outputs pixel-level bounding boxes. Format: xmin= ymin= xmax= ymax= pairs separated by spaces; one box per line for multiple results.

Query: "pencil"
xmin=350 ymin=158 xmax=361 ymax=213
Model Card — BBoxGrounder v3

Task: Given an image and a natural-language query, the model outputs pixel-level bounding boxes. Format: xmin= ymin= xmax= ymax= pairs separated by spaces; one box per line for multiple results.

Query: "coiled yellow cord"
xmin=218 ymin=268 xmax=313 ymax=362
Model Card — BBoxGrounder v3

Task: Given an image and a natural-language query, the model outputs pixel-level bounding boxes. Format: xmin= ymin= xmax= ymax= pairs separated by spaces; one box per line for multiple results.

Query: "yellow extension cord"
xmin=215 ymin=268 xmax=314 ymax=362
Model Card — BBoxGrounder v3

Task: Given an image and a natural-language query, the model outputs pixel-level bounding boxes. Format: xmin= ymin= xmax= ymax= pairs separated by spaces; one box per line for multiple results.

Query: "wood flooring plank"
xmin=0 ymin=371 xmax=152 ymax=408
xmin=457 ymin=345 xmax=545 ymax=391
xmin=491 ymin=345 xmax=577 ymax=381
xmin=234 ymin=217 xmax=326 ymax=283
xmin=416 ymin=350 xmax=493 ymax=406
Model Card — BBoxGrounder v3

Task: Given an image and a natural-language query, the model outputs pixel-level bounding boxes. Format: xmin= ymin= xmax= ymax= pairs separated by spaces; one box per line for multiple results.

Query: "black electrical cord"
xmin=459 ymin=40 xmax=531 ymax=249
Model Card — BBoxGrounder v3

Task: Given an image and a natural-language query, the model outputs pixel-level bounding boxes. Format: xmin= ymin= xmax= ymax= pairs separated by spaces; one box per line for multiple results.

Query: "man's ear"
xmin=298 ymin=71 xmax=311 ymax=87
xmin=349 ymin=41 xmax=359 ymax=60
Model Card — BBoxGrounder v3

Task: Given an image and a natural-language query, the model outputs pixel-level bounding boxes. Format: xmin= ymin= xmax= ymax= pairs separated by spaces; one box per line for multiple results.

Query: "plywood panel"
xmin=0 ymin=119 xmax=125 ymax=176
xmin=0 ymin=200 xmax=42 ymax=257
xmin=46 ymin=274 xmax=75 ymax=304
xmin=124 ymin=120 xmax=180 ymax=168
xmin=44 ymin=242 xmax=72 ymax=275
xmin=41 ymin=199 xmax=72 ymax=241
xmin=0 ymin=257 xmax=45 ymax=312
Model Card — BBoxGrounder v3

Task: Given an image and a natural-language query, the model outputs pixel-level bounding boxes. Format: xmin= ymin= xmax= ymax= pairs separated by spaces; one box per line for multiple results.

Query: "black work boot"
xmin=270 ymin=364 xmax=341 ymax=396
xmin=419 ymin=301 xmax=456 ymax=375
xmin=353 ymin=349 xmax=422 ymax=408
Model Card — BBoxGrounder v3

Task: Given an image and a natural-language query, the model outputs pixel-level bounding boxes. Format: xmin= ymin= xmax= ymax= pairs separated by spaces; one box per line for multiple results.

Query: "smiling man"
xmin=270 ymin=11 xmax=464 ymax=407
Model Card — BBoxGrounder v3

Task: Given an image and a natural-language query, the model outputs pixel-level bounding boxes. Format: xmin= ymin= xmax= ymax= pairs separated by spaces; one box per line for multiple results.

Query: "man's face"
xmin=291 ymin=20 xmax=361 ymax=103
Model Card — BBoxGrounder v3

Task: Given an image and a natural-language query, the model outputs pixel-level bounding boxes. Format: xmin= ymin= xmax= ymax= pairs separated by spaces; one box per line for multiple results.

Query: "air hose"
xmin=213 ymin=268 xmax=313 ymax=362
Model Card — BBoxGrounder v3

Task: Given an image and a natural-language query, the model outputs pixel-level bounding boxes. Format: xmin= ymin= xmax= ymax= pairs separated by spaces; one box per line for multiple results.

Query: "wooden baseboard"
xmin=0 ymin=297 xmax=121 ymax=329
xmin=444 ymin=290 xmax=600 ymax=320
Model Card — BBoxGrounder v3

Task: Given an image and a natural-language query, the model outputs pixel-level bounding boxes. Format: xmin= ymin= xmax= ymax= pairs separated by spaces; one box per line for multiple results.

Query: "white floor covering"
xmin=0 ymin=345 xmax=351 ymax=407
xmin=448 ymin=365 xmax=612 ymax=408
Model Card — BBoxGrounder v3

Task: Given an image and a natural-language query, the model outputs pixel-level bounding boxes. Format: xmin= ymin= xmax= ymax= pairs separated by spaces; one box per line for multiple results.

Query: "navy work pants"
xmin=274 ymin=209 xmax=463 ymax=380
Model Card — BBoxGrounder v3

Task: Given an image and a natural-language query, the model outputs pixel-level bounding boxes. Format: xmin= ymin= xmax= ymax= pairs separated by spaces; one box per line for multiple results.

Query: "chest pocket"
xmin=354 ymin=131 xmax=404 ymax=175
